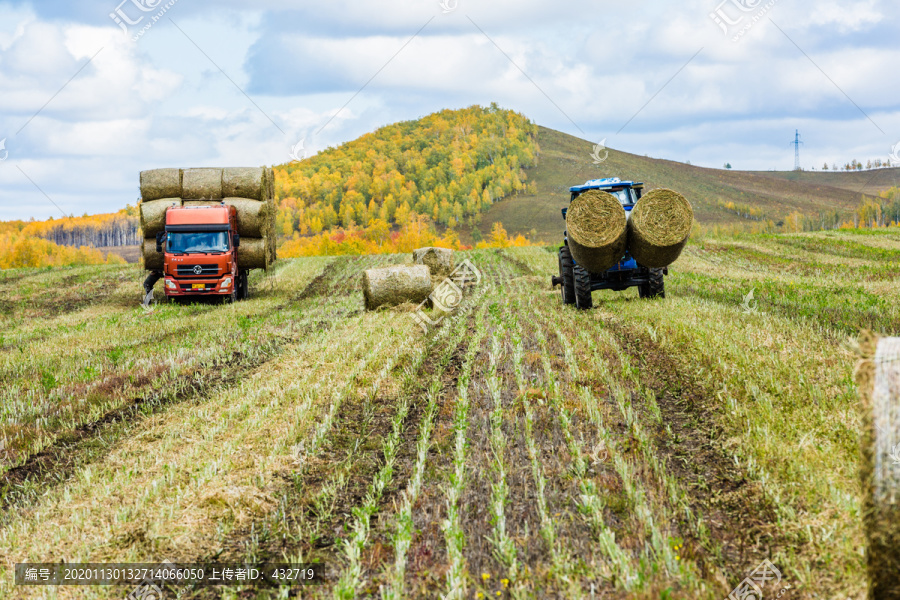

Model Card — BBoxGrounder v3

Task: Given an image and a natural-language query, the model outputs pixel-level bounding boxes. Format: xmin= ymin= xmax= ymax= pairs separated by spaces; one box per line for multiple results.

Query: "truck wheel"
xmin=558 ymin=246 xmax=575 ymax=305
xmin=573 ymin=264 xmax=593 ymax=310
xmin=639 ymin=268 xmax=665 ymax=299
xmin=239 ymin=270 xmax=250 ymax=300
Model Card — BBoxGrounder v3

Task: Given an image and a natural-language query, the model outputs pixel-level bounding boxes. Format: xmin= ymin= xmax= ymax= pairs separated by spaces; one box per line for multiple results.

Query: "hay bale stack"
xmin=139 ymin=166 xmax=276 ymax=272
xmin=183 ymin=168 xmax=224 ymax=200
xmin=140 ymin=169 xmax=183 ymax=201
xmin=363 ymin=265 xmax=433 ymax=311
xmin=628 ymin=188 xmax=693 ymax=268
xmin=565 ymin=189 xmax=628 ymax=274
xmin=413 ymin=247 xmax=454 ymax=279
xmin=139 ymin=198 xmax=181 ymax=237
xmin=857 ymin=332 xmax=900 ymax=598
xmin=141 ymin=237 xmax=163 ymax=271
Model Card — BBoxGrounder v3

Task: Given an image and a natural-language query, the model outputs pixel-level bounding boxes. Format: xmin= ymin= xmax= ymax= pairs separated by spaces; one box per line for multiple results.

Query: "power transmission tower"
xmin=791 ymin=129 xmax=803 ymax=171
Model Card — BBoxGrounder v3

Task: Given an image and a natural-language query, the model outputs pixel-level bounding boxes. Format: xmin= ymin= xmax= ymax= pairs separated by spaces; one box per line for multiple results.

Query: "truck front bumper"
xmin=164 ymin=275 xmax=234 ymax=296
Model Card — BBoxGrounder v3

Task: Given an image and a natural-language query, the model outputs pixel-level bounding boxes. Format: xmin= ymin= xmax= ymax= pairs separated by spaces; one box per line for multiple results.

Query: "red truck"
xmin=144 ymin=204 xmax=249 ymax=303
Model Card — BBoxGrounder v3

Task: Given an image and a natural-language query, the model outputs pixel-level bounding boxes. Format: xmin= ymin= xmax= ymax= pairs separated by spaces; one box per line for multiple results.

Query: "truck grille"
xmin=176 ymin=264 xmax=219 ymax=277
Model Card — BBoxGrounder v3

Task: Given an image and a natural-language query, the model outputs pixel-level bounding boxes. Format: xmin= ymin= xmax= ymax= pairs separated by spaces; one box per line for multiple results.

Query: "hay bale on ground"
xmin=857 ymin=332 xmax=900 ymax=598
xmin=139 ymin=198 xmax=181 ymax=237
xmin=565 ymin=189 xmax=628 ymax=273
xmin=141 ymin=237 xmax=162 ymax=271
xmin=183 ymin=168 xmax=223 ymax=199
xmin=413 ymin=247 xmax=454 ymax=279
xmin=237 ymin=237 xmax=269 ymax=270
xmin=222 ymin=198 xmax=269 ymax=237
xmin=222 ymin=167 xmax=267 ymax=201
xmin=140 ymin=169 xmax=182 ymax=201
xmin=628 ymin=188 xmax=693 ymax=268
xmin=363 ymin=265 xmax=432 ymax=311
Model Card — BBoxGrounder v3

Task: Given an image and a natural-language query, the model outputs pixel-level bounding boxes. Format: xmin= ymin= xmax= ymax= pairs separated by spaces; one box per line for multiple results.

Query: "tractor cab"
xmin=569 ymin=178 xmax=644 ymax=208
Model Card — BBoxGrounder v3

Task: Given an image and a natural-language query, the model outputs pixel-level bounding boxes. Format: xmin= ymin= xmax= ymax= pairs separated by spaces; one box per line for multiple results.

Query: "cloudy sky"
xmin=0 ymin=0 xmax=897 ymax=220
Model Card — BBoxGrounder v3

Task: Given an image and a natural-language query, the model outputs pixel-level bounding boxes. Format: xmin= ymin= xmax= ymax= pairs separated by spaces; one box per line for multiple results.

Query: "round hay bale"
xmin=183 ymin=168 xmax=223 ymax=200
xmin=857 ymin=332 xmax=900 ymax=597
xmin=363 ymin=265 xmax=432 ymax=311
xmin=222 ymin=198 xmax=269 ymax=237
xmin=141 ymin=237 xmax=163 ymax=271
xmin=223 ymin=168 xmax=267 ymax=201
xmin=140 ymin=169 xmax=183 ymax=201
xmin=237 ymin=237 xmax=269 ymax=270
xmin=413 ymin=247 xmax=454 ymax=279
xmin=139 ymin=198 xmax=180 ymax=237
xmin=628 ymin=188 xmax=693 ymax=268
xmin=565 ymin=189 xmax=628 ymax=274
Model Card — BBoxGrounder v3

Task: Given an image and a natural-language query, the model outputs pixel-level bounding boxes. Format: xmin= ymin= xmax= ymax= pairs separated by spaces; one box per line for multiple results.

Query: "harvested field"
xmin=2 ymin=228 xmax=898 ymax=598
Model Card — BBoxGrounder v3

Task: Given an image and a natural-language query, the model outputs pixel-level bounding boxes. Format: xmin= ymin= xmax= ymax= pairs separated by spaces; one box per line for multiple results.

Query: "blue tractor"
xmin=551 ymin=178 xmax=667 ymax=310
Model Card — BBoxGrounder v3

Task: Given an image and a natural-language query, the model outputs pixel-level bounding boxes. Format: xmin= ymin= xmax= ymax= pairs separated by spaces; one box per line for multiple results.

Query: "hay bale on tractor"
xmin=182 ymin=168 xmax=224 ymax=200
xmin=139 ymin=198 xmax=181 ymax=237
xmin=628 ymin=188 xmax=693 ymax=268
xmin=363 ymin=265 xmax=433 ymax=311
xmin=565 ymin=189 xmax=628 ymax=273
xmin=140 ymin=168 xmax=183 ymax=201
xmin=857 ymin=332 xmax=900 ymax=598
xmin=413 ymin=247 xmax=454 ymax=279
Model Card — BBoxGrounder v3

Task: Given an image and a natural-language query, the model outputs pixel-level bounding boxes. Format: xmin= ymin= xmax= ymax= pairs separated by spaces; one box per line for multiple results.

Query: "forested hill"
xmin=273 ymin=104 xmax=539 ymax=237
xmin=1 ymin=208 xmax=139 ymax=249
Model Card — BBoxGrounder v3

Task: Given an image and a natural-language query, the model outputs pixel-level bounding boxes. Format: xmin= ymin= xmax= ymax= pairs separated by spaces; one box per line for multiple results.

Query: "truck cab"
xmin=157 ymin=204 xmax=248 ymax=302
xmin=553 ymin=177 xmax=665 ymax=309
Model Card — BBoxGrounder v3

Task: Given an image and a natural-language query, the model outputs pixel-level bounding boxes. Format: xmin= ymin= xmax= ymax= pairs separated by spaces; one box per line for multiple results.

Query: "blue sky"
xmin=0 ymin=0 xmax=897 ymax=219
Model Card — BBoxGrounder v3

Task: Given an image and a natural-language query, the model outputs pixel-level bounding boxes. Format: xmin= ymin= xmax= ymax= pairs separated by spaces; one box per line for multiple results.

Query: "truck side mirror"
xmin=233 ymin=234 xmax=240 ymax=248
xmin=156 ymin=231 xmax=165 ymax=253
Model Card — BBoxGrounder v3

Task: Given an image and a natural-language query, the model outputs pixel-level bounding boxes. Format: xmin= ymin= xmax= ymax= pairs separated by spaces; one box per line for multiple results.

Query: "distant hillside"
xmin=273 ymin=105 xmax=538 ymax=237
xmin=751 ymin=168 xmax=900 ymax=196
xmin=481 ymin=126 xmax=900 ymax=243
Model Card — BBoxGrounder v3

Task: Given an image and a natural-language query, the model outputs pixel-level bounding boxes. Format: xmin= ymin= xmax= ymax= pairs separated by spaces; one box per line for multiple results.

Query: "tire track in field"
xmin=0 ymin=260 xmax=360 ymax=517
xmin=604 ymin=320 xmax=795 ymax=584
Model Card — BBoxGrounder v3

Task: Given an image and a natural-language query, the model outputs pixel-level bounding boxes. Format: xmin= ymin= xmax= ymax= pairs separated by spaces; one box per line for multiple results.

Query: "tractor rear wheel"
xmin=558 ymin=246 xmax=575 ymax=305
xmin=639 ymin=268 xmax=665 ymax=299
xmin=573 ymin=264 xmax=593 ymax=310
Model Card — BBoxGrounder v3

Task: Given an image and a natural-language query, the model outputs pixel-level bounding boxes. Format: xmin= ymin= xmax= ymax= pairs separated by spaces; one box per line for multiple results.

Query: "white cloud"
xmin=0 ymin=0 xmax=899 ymax=220
xmin=807 ymin=1 xmax=883 ymax=32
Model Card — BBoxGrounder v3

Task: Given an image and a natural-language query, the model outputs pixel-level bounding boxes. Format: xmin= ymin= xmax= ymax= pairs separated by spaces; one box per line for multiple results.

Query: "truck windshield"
xmin=167 ymin=231 xmax=229 ymax=254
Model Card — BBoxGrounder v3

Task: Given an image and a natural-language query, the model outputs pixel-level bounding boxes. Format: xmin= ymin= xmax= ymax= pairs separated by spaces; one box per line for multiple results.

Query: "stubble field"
xmin=3 ymin=229 xmax=900 ymax=598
